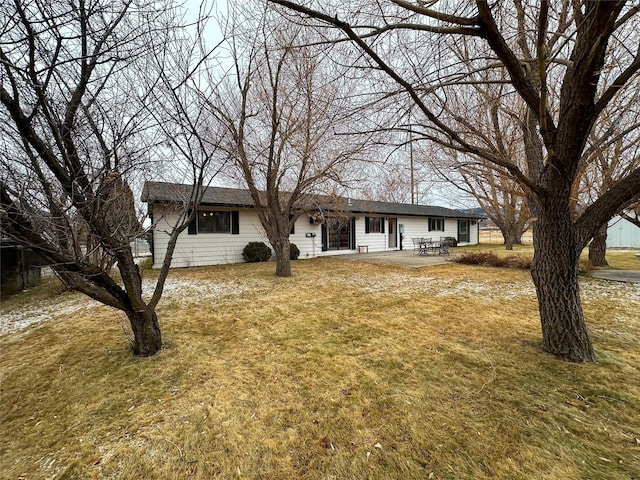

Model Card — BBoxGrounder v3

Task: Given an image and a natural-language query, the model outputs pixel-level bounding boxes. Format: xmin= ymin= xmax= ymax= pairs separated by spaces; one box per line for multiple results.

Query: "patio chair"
xmin=439 ymin=238 xmax=451 ymax=256
xmin=417 ymin=237 xmax=436 ymax=255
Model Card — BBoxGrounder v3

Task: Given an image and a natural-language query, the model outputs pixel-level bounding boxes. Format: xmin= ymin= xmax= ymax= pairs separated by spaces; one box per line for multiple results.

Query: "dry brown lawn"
xmin=1 ymin=253 xmax=639 ymax=479
xmin=479 ymin=229 xmax=533 ymax=245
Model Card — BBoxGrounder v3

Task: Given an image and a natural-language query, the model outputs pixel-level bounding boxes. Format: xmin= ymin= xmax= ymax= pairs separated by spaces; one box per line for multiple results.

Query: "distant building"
xmin=606 ymin=215 xmax=640 ymax=248
xmin=0 ymin=241 xmax=42 ymax=296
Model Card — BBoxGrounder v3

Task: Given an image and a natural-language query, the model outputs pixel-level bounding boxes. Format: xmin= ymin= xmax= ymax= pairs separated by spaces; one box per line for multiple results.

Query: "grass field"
xmin=1 ymin=250 xmax=639 ymax=479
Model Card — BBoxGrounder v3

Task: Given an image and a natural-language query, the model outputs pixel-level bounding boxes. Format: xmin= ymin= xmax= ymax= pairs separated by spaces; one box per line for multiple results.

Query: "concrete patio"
xmin=334 ymin=249 xmax=452 ymax=267
xmin=335 ymin=250 xmax=640 ymax=282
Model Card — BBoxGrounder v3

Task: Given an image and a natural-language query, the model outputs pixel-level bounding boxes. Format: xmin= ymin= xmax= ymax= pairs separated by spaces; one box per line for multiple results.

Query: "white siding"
xmin=356 ymin=217 xmax=387 ymax=251
xmin=392 ymin=216 xmax=479 ymax=248
xmin=290 ymin=218 xmax=323 ymax=259
xmin=151 ymin=206 xmax=479 ymax=267
xmin=152 ymin=206 xmax=265 ymax=267
xmin=152 ymin=206 xmax=325 ymax=267
xmin=607 ymin=216 xmax=640 ymax=248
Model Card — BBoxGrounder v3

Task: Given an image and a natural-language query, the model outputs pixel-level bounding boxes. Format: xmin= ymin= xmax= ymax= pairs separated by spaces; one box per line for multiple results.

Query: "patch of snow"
xmin=581 ymin=278 xmax=640 ymax=305
xmin=1 ymin=293 xmax=100 ymax=335
xmin=0 ymin=276 xmax=251 ymax=336
xmin=346 ymin=273 xmax=536 ymax=300
xmin=2 ymin=270 xmax=637 ymax=336
xmin=141 ymin=277 xmax=250 ymax=304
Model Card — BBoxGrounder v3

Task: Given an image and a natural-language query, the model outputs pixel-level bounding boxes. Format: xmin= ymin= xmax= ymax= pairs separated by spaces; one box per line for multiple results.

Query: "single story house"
xmin=606 ymin=215 xmax=640 ymax=248
xmin=142 ymin=182 xmax=484 ymax=268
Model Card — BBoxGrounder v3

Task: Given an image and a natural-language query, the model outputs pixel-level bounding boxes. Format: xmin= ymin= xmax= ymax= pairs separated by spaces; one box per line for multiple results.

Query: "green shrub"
xmin=242 ymin=242 xmax=272 ymax=262
xmin=290 ymin=243 xmax=300 ymax=260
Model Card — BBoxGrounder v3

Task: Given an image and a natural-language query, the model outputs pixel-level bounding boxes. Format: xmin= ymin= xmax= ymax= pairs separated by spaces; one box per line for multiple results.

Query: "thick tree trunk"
xmin=127 ymin=307 xmax=162 ymax=356
xmin=273 ymin=236 xmax=292 ymax=277
xmin=530 ymin=202 xmax=595 ymax=362
xmin=502 ymin=229 xmax=519 ymax=250
xmin=498 ymin=223 xmax=524 ymax=251
xmin=588 ymin=223 xmax=609 ymax=267
xmin=504 ymin=236 xmax=514 ymax=250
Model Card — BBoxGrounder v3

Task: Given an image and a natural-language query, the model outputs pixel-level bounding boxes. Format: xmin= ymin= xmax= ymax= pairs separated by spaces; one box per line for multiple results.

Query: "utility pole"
xmin=410 ymin=133 xmax=415 ymax=204
xmin=408 ymin=111 xmax=415 ymax=204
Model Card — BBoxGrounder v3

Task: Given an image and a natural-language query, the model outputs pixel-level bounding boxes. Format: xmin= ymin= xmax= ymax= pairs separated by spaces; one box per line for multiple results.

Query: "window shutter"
xmin=289 ymin=215 xmax=295 ymax=235
xmin=365 ymin=217 xmax=370 ymax=233
xmin=231 ymin=211 xmax=239 ymax=234
xmin=321 ymin=224 xmax=328 ymax=251
xmin=381 ymin=218 xmax=385 ymax=234
xmin=441 ymin=219 xmax=445 ymax=232
xmin=428 ymin=219 xmax=432 ymax=232
xmin=350 ymin=217 xmax=356 ymax=249
xmin=188 ymin=210 xmax=197 ymax=235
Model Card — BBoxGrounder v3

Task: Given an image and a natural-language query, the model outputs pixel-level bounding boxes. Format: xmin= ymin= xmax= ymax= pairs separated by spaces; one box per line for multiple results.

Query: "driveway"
xmin=590 ymin=270 xmax=640 ymax=283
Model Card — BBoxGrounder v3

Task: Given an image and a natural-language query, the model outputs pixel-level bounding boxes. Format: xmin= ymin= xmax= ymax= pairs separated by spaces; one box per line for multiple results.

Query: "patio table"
xmin=417 ymin=237 xmax=452 ymax=256
xmin=418 ymin=238 xmax=441 ymax=255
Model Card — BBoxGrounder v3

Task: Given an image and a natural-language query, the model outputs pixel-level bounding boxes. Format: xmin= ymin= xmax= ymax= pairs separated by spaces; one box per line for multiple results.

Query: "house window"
xmin=365 ymin=217 xmax=385 ymax=233
xmin=428 ymin=218 xmax=445 ymax=232
xmin=198 ymin=210 xmax=231 ymax=233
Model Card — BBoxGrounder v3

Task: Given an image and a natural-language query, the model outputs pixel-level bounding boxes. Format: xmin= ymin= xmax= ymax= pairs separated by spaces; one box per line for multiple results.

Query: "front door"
xmin=327 ymin=217 xmax=352 ymax=250
xmin=388 ymin=217 xmax=397 ymax=249
xmin=458 ymin=220 xmax=470 ymax=243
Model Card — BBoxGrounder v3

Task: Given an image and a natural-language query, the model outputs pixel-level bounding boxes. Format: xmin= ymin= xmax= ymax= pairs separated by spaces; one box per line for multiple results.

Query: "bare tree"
xmin=620 ymin=202 xmax=640 ymax=228
xmin=573 ymin=94 xmax=640 ymax=265
xmin=359 ymin=163 xmax=420 ymax=204
xmin=435 ymin=151 xmax=531 ymax=250
xmin=425 ymin=31 xmax=639 ymax=255
xmin=270 ymin=0 xmax=640 ymax=362
xmin=415 ymin=58 xmax=533 ymax=250
xmin=0 ymin=0 xmax=221 ymax=356
xmin=204 ymin=6 xmax=371 ymax=277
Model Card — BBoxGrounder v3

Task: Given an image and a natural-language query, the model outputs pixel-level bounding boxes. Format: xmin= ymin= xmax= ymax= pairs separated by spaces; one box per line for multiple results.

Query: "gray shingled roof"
xmin=142 ymin=181 xmax=483 ymax=219
xmin=142 ymin=182 xmax=254 ymax=206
